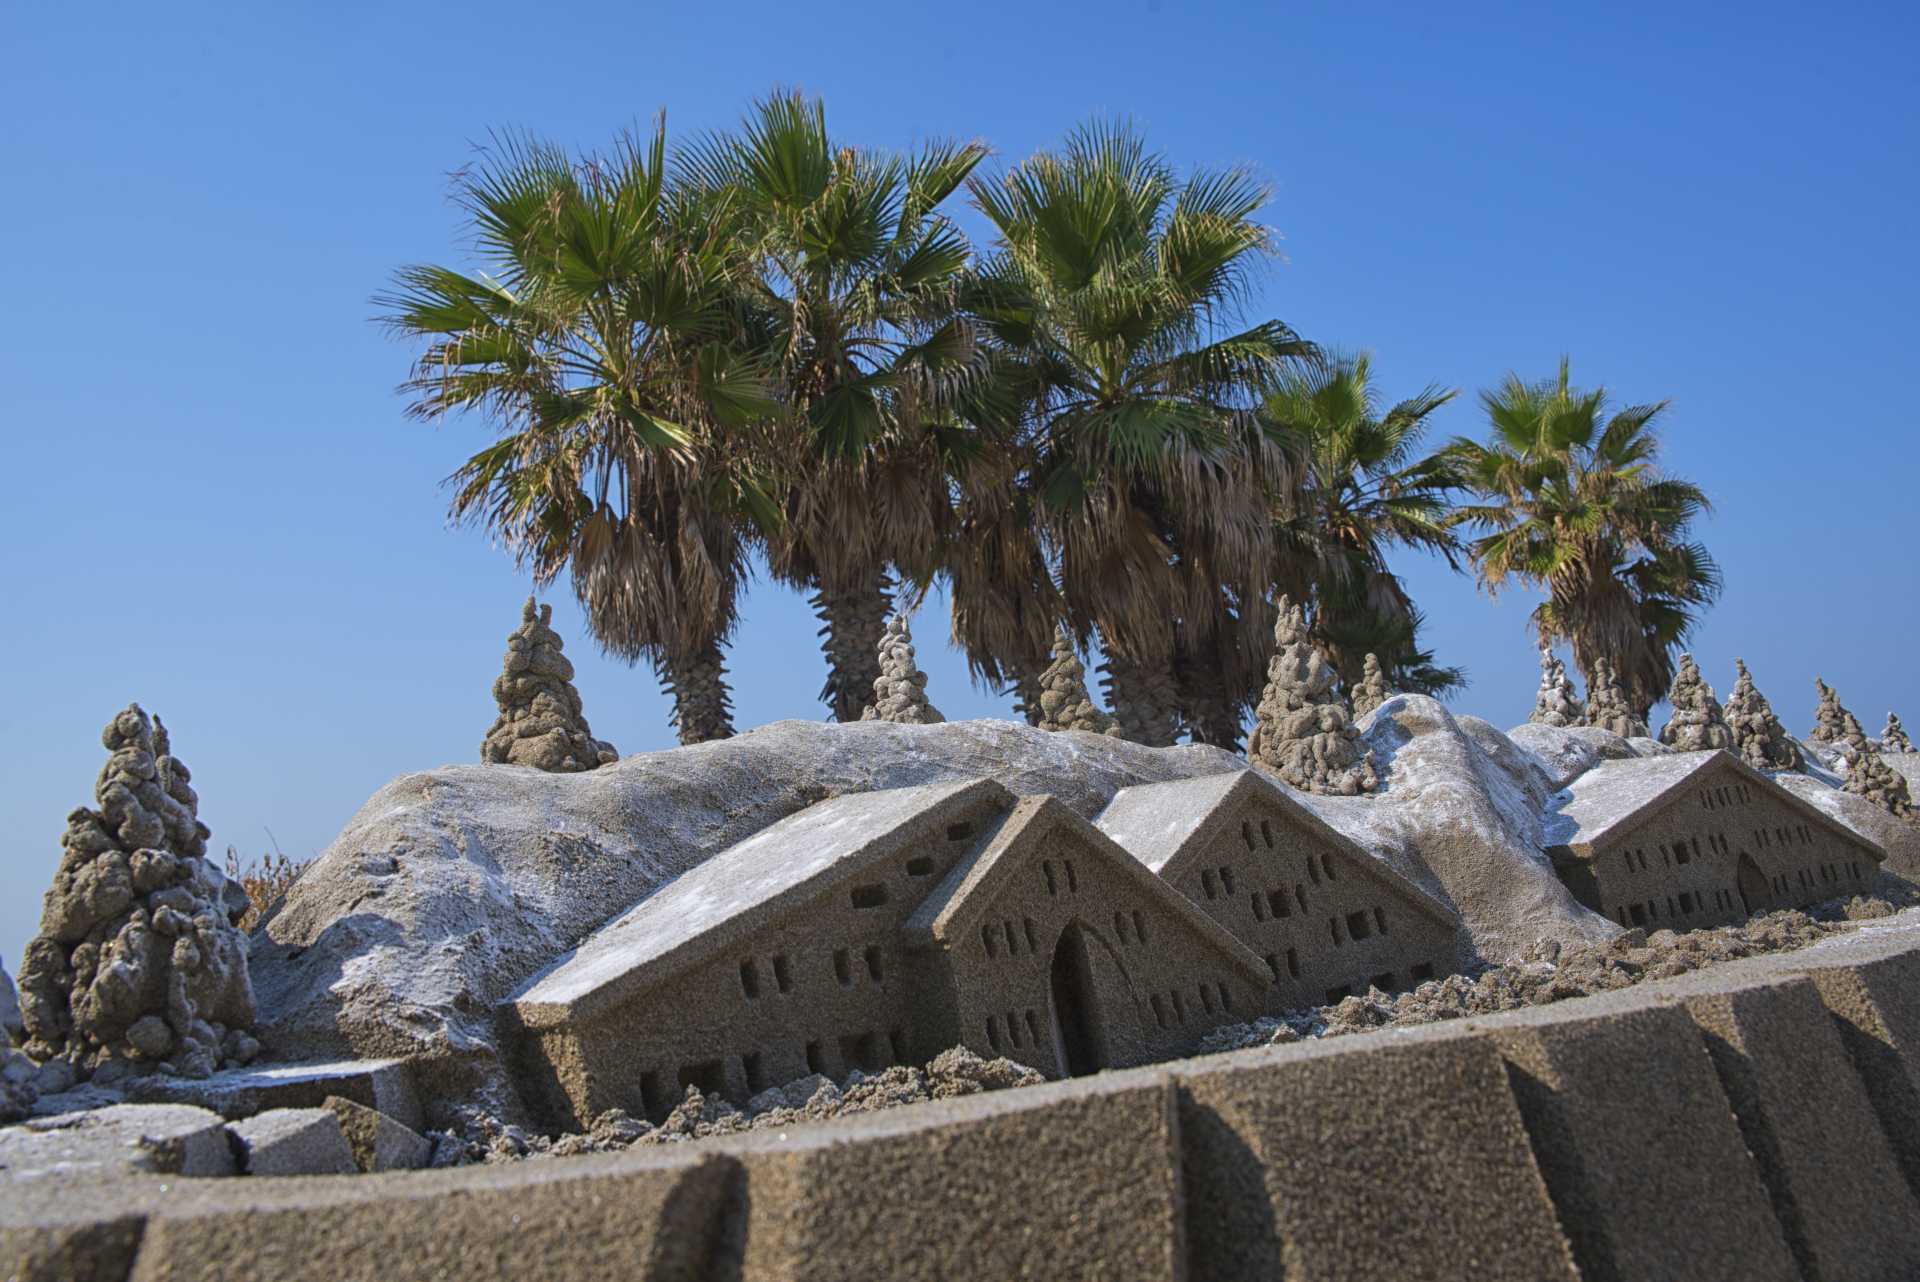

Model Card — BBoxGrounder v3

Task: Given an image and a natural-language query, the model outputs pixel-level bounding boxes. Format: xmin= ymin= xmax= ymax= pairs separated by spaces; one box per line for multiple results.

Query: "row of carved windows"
xmin=1329 ymin=906 xmax=1389 ymax=946
xmin=1699 ymin=782 xmax=1753 ymax=811
xmin=981 ymin=916 xmax=1039 ymax=960
xmin=1755 ymin=823 xmax=1812 ymax=850
xmin=986 ymin=1008 xmax=1042 ymax=1054
xmin=1112 ymin=908 xmax=1149 ymax=945
xmin=1148 ymin=980 xmax=1236 ymax=1029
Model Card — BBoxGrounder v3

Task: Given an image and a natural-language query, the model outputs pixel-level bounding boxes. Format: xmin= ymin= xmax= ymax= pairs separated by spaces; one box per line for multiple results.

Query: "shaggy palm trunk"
xmin=1100 ymin=654 xmax=1181 ymax=747
xmin=813 ymin=572 xmax=893 ymax=722
xmin=664 ymin=639 xmax=735 ymax=745
xmin=1173 ymin=645 xmax=1243 ymax=752
xmin=1008 ymin=658 xmax=1048 ymax=727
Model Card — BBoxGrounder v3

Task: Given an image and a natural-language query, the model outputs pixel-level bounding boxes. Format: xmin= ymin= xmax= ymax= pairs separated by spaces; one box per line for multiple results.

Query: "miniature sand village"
xmin=7 ymin=598 xmax=1920 ymax=1281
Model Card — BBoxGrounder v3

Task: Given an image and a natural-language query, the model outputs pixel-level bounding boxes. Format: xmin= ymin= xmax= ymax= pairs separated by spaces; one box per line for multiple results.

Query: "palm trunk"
xmin=812 ymin=572 xmax=893 ymax=722
xmin=1100 ymin=654 xmax=1181 ymax=748
xmin=664 ymin=638 xmax=735 ymax=745
xmin=1173 ymin=639 xmax=1243 ymax=752
xmin=1008 ymin=657 xmax=1048 ymax=727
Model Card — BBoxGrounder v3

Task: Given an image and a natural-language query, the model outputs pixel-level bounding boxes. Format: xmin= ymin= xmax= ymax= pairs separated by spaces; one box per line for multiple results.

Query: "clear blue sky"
xmin=4 ymin=1 xmax=1915 ymax=967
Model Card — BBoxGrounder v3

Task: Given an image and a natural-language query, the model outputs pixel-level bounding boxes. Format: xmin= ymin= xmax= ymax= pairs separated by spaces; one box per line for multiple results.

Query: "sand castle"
xmin=1529 ymin=647 xmax=1584 ymax=727
xmin=1580 ymin=656 xmax=1649 ymax=739
xmin=1033 ymin=628 xmax=1114 ymax=734
xmin=1657 ymin=653 xmax=1734 ymax=752
xmin=479 ymin=598 xmax=617 ymax=772
xmin=1247 ymin=598 xmax=1377 ymax=795
xmin=1724 ymin=659 xmax=1802 ymax=771
xmin=861 ymin=615 xmax=944 ymax=725
xmin=15 ymin=707 xmax=257 ymax=1088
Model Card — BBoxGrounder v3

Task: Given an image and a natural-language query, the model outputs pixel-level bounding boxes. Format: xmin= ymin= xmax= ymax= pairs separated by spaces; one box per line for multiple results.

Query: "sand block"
xmin=324 ymin=1096 xmax=430 ymax=1172
xmin=130 ymin=1057 xmax=421 ymax=1129
xmin=1669 ymin=969 xmax=1920 ymax=1280
xmin=1483 ymin=989 xmax=1797 ymax=1282
xmin=727 ymin=1070 xmax=1183 ymax=1281
xmin=127 ymin=1148 xmax=733 ymax=1282
xmin=1740 ymin=922 xmax=1920 ymax=1205
xmin=231 ymin=1108 xmax=357 ymax=1177
xmin=0 ymin=1103 xmax=235 ymax=1181
xmin=1173 ymin=1026 xmax=1577 ymax=1281
xmin=0 ymin=1216 xmax=145 ymax=1282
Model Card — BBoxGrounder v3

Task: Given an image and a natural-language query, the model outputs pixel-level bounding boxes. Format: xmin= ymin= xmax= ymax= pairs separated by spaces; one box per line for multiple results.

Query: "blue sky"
xmin=3 ymin=1 xmax=1914 ymax=965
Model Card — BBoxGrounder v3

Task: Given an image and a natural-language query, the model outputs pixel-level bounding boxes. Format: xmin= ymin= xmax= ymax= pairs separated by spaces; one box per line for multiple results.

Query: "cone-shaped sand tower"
xmin=1724 ymin=659 xmax=1802 ymax=771
xmin=1349 ymin=653 xmax=1392 ymax=718
xmin=1657 ymin=653 xmax=1734 ymax=752
xmin=1034 ymin=629 xmax=1114 ymax=734
xmin=1845 ymin=748 xmax=1917 ymax=823
xmin=481 ymin=598 xmax=618 ymax=772
xmin=860 ymin=615 xmax=945 ymax=724
xmin=1528 ymin=648 xmax=1584 ymax=728
xmin=16 ymin=706 xmax=258 ymax=1083
xmin=1883 ymin=712 xmax=1914 ymax=755
xmin=1248 ymin=597 xmax=1378 ymax=796
xmin=1580 ymin=657 xmax=1649 ymax=739
xmin=1810 ymin=678 xmax=1871 ymax=754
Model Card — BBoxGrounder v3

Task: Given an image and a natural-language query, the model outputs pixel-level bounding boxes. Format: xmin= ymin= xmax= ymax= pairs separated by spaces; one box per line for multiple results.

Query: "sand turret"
xmin=1580 ymin=657 xmax=1648 ymax=739
xmin=482 ymin=598 xmax=618 ymax=772
xmin=1349 ymin=653 xmax=1392 ymax=719
xmin=1723 ymin=659 xmax=1802 ymax=771
xmin=1528 ymin=648 xmax=1584 ymax=728
xmin=15 ymin=706 xmax=258 ymax=1083
xmin=1248 ymin=597 xmax=1377 ymax=795
xmin=1034 ymin=629 xmax=1113 ymax=734
xmin=1657 ymin=653 xmax=1734 ymax=752
xmin=860 ymin=615 xmax=945 ymax=724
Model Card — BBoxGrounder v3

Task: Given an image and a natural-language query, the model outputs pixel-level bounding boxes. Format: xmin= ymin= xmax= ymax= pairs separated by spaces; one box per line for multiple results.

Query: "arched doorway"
xmin=1735 ymin=851 xmax=1771 ymax=917
xmin=1049 ymin=923 xmax=1107 ymax=1077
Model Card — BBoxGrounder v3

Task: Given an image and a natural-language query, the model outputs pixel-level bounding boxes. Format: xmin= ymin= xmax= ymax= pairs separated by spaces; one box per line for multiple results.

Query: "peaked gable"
xmin=1546 ymin=750 xmax=1886 ymax=862
xmin=513 ymin=777 xmax=1014 ymax=1026
xmin=1096 ymin=770 xmax=1455 ymax=930
xmin=904 ymin=795 xmax=1271 ymax=990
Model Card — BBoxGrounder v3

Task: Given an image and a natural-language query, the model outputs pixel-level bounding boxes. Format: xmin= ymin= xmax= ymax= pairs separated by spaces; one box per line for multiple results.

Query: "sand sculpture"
xmin=860 ymin=615 xmax=944 ymax=724
xmin=1723 ymin=659 xmax=1802 ymax=771
xmin=1580 ymin=657 xmax=1649 ymax=739
xmin=480 ymin=598 xmax=617 ymax=772
xmin=1845 ymin=748 xmax=1917 ymax=822
xmin=1348 ymin=653 xmax=1392 ymax=719
xmin=1247 ymin=597 xmax=1378 ymax=795
xmin=1033 ymin=629 xmax=1114 ymax=734
xmin=506 ymin=778 xmax=1272 ymax=1127
xmin=1529 ymin=648 xmax=1584 ymax=727
xmin=1811 ymin=679 xmax=1872 ymax=755
xmin=1883 ymin=713 xmax=1914 ymax=755
xmin=1544 ymin=749 xmax=1882 ymax=927
xmin=1657 ymin=653 xmax=1734 ymax=752
xmin=15 ymin=706 xmax=257 ymax=1085
xmin=1095 ymin=770 xmax=1458 ymax=1008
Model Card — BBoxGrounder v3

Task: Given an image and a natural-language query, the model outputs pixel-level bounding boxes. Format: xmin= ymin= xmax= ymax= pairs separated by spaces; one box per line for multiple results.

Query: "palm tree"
xmin=679 ymin=92 xmax=990 ymax=722
xmin=1263 ymin=353 xmax=1466 ymax=696
xmin=1446 ymin=358 xmax=1719 ymax=717
xmin=378 ymin=124 xmax=780 ymax=744
xmin=962 ymin=121 xmax=1311 ymax=744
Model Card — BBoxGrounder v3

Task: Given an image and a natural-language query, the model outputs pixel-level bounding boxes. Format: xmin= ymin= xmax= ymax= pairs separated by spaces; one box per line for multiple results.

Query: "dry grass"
xmin=223 ymin=847 xmax=309 ymax=931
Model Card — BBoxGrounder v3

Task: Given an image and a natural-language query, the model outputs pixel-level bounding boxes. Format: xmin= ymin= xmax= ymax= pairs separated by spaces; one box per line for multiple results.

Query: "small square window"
xmin=850 ymin=883 xmax=888 ymax=910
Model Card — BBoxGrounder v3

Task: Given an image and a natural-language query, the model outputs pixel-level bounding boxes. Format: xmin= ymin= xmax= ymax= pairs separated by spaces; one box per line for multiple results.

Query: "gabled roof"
xmin=902 ymin=794 xmax=1272 ymax=990
xmin=1094 ymin=769 xmax=1456 ymax=928
xmin=1542 ymin=748 xmax=1885 ymax=861
xmin=510 ymin=777 xmax=1012 ymax=1027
